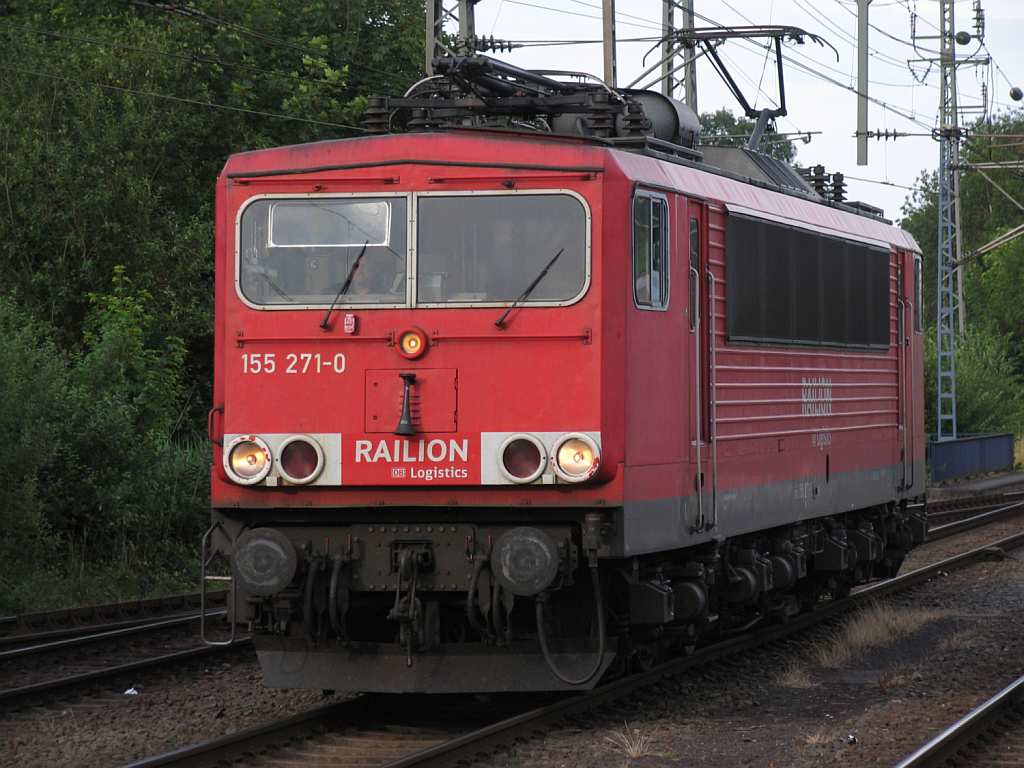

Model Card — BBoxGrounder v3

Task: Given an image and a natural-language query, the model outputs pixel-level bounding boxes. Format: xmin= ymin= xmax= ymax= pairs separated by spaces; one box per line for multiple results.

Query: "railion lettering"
xmin=354 ymin=438 xmax=470 ymax=464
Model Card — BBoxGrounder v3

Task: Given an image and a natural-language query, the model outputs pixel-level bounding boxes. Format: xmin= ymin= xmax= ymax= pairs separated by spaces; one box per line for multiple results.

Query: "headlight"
xmin=398 ymin=327 xmax=428 ymax=359
xmin=499 ymin=434 xmax=547 ymax=484
xmin=278 ymin=436 xmax=324 ymax=485
xmin=553 ymin=434 xmax=600 ymax=482
xmin=225 ymin=436 xmax=272 ymax=485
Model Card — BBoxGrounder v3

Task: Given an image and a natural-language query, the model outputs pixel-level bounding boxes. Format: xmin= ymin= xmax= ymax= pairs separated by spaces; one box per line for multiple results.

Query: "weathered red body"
xmin=206 ymin=130 xmax=926 ymax=693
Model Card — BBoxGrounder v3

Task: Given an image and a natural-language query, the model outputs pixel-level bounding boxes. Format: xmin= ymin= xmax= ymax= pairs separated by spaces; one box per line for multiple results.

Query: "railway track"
xmin=894 ymin=673 xmax=1024 ymax=767
xmin=0 ymin=590 xmax=226 ymax=646
xmin=0 ymin=609 xmax=247 ymax=711
xmin=120 ymin=528 xmax=1024 ymax=768
xmin=926 ymin=496 xmax=1024 ymax=540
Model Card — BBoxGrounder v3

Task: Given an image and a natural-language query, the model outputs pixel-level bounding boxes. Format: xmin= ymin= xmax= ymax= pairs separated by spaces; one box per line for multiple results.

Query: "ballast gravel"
xmin=490 ymin=516 xmax=1024 ymax=768
xmin=0 ymin=651 xmax=346 ymax=767
xmin=2 ymin=514 xmax=1022 ymax=768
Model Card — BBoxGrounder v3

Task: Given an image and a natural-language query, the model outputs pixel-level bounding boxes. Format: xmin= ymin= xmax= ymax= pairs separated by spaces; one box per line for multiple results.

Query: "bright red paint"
xmin=210 ymin=131 xmax=924 ymax=513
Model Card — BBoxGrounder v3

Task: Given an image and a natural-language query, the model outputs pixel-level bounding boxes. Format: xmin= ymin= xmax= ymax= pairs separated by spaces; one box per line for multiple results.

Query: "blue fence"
xmin=927 ymin=432 xmax=1016 ymax=483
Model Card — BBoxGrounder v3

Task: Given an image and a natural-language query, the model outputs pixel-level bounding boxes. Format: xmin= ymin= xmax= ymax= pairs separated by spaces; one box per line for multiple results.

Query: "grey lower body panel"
xmin=255 ymin=639 xmax=615 ymax=693
xmin=616 ymin=461 xmax=925 ymax=557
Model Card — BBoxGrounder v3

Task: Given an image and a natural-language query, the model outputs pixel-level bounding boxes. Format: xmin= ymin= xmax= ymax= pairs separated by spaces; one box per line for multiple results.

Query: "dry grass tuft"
xmin=939 ymin=628 xmax=980 ymax=652
xmin=775 ymin=662 xmax=816 ymax=689
xmin=813 ymin=636 xmax=853 ymax=668
xmin=877 ymin=666 xmax=913 ymax=691
xmin=604 ymin=723 xmax=654 ymax=759
xmin=804 ymin=727 xmax=833 ymax=747
xmin=813 ymin=602 xmax=946 ymax=668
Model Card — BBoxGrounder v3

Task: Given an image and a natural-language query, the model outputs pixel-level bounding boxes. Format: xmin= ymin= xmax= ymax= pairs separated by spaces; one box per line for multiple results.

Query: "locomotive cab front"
xmin=206 ymin=133 xmax=621 ymax=692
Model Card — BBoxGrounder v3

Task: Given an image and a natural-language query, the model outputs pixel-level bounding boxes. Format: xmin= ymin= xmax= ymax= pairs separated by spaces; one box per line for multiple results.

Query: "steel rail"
xmin=894 ymin=673 xmax=1024 ymax=768
xmin=925 ymin=499 xmax=1024 ymax=540
xmin=0 ymin=610 xmax=226 ymax=661
xmin=0 ymin=609 xmax=228 ymax=650
xmin=0 ymin=590 xmax=225 ymax=637
xmin=912 ymin=488 xmax=1024 ymax=513
xmin=0 ymin=639 xmax=251 ymax=709
xmin=385 ymin=530 xmax=1024 ymax=768
xmin=926 ymin=491 xmax=1024 ymax=519
xmin=119 ymin=699 xmax=358 ymax=768
xmin=120 ymin=530 xmax=1024 ymax=768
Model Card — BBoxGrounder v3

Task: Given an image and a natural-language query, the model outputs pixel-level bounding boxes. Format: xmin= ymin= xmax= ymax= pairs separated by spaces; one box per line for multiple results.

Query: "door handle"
xmin=207 ymin=405 xmax=224 ymax=446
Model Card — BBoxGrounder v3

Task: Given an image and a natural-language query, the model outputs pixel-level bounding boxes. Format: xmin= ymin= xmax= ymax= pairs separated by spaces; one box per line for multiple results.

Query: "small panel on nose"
xmin=364 ymin=368 xmax=458 ymax=433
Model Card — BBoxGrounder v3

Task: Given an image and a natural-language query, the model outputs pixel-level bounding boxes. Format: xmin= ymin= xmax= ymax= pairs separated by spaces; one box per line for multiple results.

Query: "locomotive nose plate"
xmin=350 ymin=523 xmax=474 ymax=592
xmin=364 ymin=368 xmax=457 ymax=433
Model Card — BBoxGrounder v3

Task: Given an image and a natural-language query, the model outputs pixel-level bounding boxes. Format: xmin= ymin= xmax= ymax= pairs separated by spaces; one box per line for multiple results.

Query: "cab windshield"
xmin=237 ymin=192 xmax=587 ymax=307
xmin=416 ymin=194 xmax=587 ymax=304
xmin=239 ymin=196 xmax=407 ymax=306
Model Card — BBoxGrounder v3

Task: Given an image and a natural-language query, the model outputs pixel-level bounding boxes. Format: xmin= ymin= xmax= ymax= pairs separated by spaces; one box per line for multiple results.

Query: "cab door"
xmin=686 ymin=199 xmax=712 ymax=532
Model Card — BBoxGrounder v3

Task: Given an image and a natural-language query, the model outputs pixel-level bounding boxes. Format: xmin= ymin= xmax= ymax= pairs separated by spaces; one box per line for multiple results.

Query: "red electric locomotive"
xmin=203 ymin=52 xmax=927 ymax=693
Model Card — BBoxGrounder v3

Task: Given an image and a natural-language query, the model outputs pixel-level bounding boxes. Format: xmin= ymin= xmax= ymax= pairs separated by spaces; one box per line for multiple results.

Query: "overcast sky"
xmin=467 ymin=0 xmax=1023 ymax=221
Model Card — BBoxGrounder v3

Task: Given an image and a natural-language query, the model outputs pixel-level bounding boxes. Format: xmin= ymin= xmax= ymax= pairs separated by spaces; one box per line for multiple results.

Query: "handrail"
xmin=689 ymin=264 xmax=704 ymax=533
xmin=200 ymin=523 xmax=237 ymax=647
xmin=706 ymin=269 xmax=719 ymax=531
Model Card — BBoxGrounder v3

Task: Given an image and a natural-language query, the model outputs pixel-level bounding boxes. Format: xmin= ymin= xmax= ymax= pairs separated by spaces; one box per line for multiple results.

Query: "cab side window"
xmin=633 ymin=194 xmax=669 ymax=310
xmin=689 ymin=216 xmax=700 ymax=331
xmin=913 ymin=255 xmax=923 ymax=333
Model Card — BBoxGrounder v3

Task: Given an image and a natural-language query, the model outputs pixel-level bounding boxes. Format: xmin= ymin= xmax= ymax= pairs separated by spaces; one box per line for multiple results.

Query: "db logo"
xmin=391 ymin=467 xmax=408 ymax=479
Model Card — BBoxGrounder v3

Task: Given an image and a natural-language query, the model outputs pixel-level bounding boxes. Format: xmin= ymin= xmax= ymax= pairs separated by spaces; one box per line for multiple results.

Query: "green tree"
xmin=901 ymin=110 xmax=1024 ymax=370
xmin=0 ymin=0 xmax=424 ymax=382
xmin=698 ymin=108 xmax=798 ymax=163
xmin=0 ymin=0 xmax=426 ymax=609
xmin=900 ymin=109 xmax=1024 ymax=437
xmin=924 ymin=326 xmax=1024 ymax=436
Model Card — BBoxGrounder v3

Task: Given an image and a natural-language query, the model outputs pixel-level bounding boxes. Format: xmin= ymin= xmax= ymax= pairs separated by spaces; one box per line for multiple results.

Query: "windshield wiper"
xmin=320 ymin=241 xmax=369 ymax=330
xmin=494 ymin=247 xmax=565 ymax=329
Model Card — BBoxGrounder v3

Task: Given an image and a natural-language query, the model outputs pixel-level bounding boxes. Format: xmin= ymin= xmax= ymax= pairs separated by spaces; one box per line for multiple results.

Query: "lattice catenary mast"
xmin=935 ymin=0 xmax=962 ymax=440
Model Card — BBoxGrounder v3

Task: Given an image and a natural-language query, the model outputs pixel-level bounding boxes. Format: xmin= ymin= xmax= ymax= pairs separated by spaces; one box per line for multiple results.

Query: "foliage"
xmin=0 ymin=0 xmax=423 ymax=384
xmin=900 ymin=109 xmax=1024 ymax=436
xmin=0 ymin=274 xmax=209 ymax=614
xmin=0 ymin=1 xmax=424 ymax=610
xmin=923 ymin=325 xmax=1024 ymax=437
xmin=900 ymin=110 xmax=1024 ymax=346
xmin=699 ymin=108 xmax=798 ymax=163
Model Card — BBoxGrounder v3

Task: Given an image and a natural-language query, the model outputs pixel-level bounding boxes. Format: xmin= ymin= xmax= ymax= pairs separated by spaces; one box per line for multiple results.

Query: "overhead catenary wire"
xmin=842 ymin=173 xmax=916 ymax=190
xmin=0 ymin=64 xmax=367 ymax=132
xmin=829 ymin=0 xmax=942 ymax=55
xmin=0 ymin=21 xmax=362 ymax=93
xmin=682 ymin=3 xmax=937 ymax=127
xmin=494 ymin=0 xmax=945 ymax=130
xmin=125 ymin=0 xmax=399 ymax=82
xmin=506 ymin=0 xmax=1001 ymax=149
xmin=503 ymin=0 xmax=662 ymax=32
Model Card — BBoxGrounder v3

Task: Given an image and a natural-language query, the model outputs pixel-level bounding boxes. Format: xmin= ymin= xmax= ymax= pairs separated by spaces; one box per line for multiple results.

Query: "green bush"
xmin=0 ymin=271 xmax=209 ymax=613
xmin=924 ymin=325 xmax=1024 ymax=437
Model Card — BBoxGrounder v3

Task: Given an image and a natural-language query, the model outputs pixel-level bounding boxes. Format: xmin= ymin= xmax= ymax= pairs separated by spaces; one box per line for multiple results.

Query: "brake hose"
xmin=535 ymin=563 xmax=606 ymax=686
xmin=492 ymin=578 xmax=505 ymax=641
xmin=328 ymin=555 xmax=346 ymax=638
xmin=466 ymin=555 xmax=493 ymax=639
xmin=303 ymin=556 xmax=324 ymax=643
